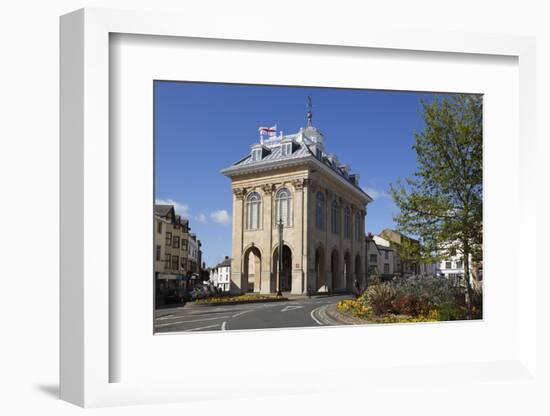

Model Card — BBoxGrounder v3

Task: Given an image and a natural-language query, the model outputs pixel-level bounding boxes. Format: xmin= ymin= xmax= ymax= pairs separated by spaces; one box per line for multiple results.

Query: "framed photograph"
xmin=60 ymin=8 xmax=538 ymax=408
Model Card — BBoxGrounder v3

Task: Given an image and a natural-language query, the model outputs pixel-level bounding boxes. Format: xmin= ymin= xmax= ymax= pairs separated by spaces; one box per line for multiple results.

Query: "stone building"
xmin=154 ymin=204 xmax=191 ymax=305
xmin=221 ymin=114 xmax=372 ymax=295
xmin=366 ymin=233 xmax=396 ymax=281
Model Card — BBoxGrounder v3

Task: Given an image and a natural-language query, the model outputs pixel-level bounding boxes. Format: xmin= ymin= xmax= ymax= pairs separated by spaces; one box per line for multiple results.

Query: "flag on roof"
xmin=258 ymin=125 xmax=277 ymax=137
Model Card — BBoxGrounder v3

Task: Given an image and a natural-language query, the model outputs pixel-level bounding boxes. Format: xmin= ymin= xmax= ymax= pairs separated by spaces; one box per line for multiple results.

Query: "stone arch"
xmin=314 ymin=243 xmax=326 ymax=293
xmin=343 ymin=251 xmax=352 ymax=290
xmin=243 ymin=245 xmax=262 ymax=293
xmin=330 ymin=248 xmax=340 ymax=292
xmin=272 ymin=244 xmax=293 ymax=293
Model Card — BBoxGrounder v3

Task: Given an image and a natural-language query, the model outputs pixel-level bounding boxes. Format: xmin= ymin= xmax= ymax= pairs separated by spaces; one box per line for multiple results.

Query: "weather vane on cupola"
xmin=307 ymin=96 xmax=313 ymax=127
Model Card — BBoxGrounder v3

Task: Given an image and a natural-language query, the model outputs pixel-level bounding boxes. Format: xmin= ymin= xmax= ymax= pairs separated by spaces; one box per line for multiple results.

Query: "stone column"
xmin=290 ymin=179 xmax=306 ymax=294
xmin=302 ymin=178 xmax=310 ymax=294
xmin=260 ymin=184 xmax=273 ymax=294
xmin=325 ymin=188 xmax=332 ymax=292
xmin=230 ymin=187 xmax=245 ymax=293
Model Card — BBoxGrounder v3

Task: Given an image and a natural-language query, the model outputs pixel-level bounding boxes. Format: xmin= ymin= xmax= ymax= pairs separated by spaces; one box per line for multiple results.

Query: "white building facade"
xmin=210 ymin=257 xmax=231 ymax=292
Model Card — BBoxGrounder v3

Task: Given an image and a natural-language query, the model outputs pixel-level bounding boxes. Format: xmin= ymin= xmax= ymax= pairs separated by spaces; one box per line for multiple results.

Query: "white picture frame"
xmin=60 ymin=7 xmax=538 ymax=408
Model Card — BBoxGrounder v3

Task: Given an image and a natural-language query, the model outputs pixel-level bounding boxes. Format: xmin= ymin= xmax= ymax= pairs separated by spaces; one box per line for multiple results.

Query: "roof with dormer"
xmin=221 ymin=126 xmax=373 ymax=203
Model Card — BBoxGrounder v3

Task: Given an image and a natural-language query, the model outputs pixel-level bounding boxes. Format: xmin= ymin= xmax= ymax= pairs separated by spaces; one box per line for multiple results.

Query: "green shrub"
xmin=437 ymin=302 xmax=467 ymax=321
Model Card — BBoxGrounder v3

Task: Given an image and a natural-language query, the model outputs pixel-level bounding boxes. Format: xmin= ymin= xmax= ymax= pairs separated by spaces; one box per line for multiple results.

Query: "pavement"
xmin=154 ymin=294 xmax=354 ymax=333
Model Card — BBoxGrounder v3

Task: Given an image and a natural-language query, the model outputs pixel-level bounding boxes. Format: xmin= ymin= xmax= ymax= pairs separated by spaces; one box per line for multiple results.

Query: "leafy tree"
xmin=390 ymin=94 xmax=482 ymax=316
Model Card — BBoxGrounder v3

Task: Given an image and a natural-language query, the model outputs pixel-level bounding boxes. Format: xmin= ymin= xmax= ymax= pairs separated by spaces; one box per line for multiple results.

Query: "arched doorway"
xmin=355 ymin=254 xmax=362 ymax=292
xmin=243 ymin=246 xmax=261 ymax=292
xmin=273 ymin=244 xmax=292 ymax=293
xmin=330 ymin=249 xmax=339 ymax=292
xmin=315 ymin=246 xmax=325 ymax=292
xmin=343 ymin=252 xmax=351 ymax=291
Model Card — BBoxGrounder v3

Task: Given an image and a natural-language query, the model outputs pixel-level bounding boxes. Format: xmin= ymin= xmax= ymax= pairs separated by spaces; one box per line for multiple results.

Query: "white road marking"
xmin=232 ymin=309 xmax=255 ymax=318
xmin=156 ymin=314 xmax=177 ymax=320
xmin=281 ymin=305 xmax=304 ymax=312
xmin=155 ymin=315 xmax=230 ymax=328
xmin=310 ymin=306 xmax=325 ymax=326
xmin=221 ymin=321 xmax=227 ymax=331
xmin=185 ymin=324 xmax=221 ymax=332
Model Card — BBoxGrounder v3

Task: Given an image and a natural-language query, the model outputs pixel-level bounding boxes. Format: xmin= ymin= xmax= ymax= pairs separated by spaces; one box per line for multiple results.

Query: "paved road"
xmin=154 ymin=294 xmax=352 ymax=333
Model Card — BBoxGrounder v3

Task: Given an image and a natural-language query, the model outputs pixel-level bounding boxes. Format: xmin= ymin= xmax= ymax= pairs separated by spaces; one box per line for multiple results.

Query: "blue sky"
xmin=154 ymin=81 xmax=439 ymax=267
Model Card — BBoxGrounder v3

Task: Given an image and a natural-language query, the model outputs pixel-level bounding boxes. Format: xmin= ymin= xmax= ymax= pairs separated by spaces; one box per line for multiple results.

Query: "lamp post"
xmin=277 ymin=218 xmax=283 ymax=297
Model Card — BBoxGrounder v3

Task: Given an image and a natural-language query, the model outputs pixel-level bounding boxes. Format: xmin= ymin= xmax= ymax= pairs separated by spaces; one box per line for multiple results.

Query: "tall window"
xmin=315 ymin=192 xmax=325 ymax=229
xmin=354 ymin=212 xmax=361 ymax=241
xmin=166 ymin=232 xmax=172 ymax=246
xmin=157 ymin=221 xmax=162 ymax=234
xmin=173 ymin=236 xmax=180 ymax=248
xmin=331 ymin=199 xmax=340 ymax=234
xmin=246 ymin=192 xmax=261 ymax=230
xmin=171 ymin=255 xmax=179 ymax=271
xmin=155 ymin=245 xmax=161 ymax=261
xmin=344 ymin=207 xmax=351 ymax=238
xmin=275 ymin=187 xmax=292 ymax=226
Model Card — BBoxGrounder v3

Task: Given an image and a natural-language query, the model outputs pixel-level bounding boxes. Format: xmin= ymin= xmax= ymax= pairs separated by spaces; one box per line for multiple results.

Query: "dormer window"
xmin=281 ymin=142 xmax=293 ymax=156
xmin=251 ymin=148 xmax=262 ymax=161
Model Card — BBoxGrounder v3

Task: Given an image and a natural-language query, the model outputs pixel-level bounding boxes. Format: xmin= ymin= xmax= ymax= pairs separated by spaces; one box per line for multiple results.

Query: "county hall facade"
xmin=221 ymin=112 xmax=372 ymax=295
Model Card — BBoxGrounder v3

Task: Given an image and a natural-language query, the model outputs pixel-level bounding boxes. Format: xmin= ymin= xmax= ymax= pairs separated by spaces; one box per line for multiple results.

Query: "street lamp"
xmin=277 ymin=218 xmax=283 ymax=297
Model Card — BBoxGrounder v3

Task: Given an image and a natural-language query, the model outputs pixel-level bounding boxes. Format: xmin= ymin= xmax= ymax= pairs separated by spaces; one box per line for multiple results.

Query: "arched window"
xmin=354 ymin=212 xmax=362 ymax=241
xmin=331 ymin=199 xmax=340 ymax=234
xmin=315 ymin=192 xmax=325 ymax=230
xmin=246 ymin=192 xmax=261 ymax=230
xmin=344 ymin=207 xmax=351 ymax=239
xmin=275 ymin=187 xmax=292 ymax=226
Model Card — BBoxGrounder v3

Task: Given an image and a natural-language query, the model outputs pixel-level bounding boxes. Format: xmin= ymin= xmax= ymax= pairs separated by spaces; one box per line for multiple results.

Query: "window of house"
xmin=275 ymin=187 xmax=292 ymax=226
xmin=344 ymin=207 xmax=351 ymax=239
xmin=315 ymin=192 xmax=325 ymax=229
xmin=182 ymin=239 xmax=188 ymax=250
xmin=456 ymin=259 xmax=463 ymax=269
xmin=173 ymin=236 xmax=180 ymax=248
xmin=251 ymin=148 xmax=262 ymax=161
xmin=384 ymin=250 xmax=389 ymax=260
xmin=246 ymin=192 xmax=261 ymax=230
xmin=182 ymin=258 xmax=188 ymax=271
xmin=281 ymin=142 xmax=292 ymax=156
xmin=384 ymin=263 xmax=390 ymax=273
xmin=155 ymin=245 xmax=161 ymax=261
xmin=370 ymin=254 xmax=377 ymax=263
xmin=157 ymin=221 xmax=162 ymax=234
xmin=354 ymin=212 xmax=361 ymax=241
xmin=164 ymin=254 xmax=171 ymax=269
xmin=171 ymin=255 xmax=179 ymax=271
xmin=445 ymin=261 xmax=452 ymax=269
xmin=166 ymin=232 xmax=172 ymax=246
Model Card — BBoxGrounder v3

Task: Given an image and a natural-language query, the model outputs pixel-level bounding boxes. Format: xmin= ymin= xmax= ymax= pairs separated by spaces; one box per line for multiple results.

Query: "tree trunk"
xmin=462 ymin=240 xmax=473 ymax=319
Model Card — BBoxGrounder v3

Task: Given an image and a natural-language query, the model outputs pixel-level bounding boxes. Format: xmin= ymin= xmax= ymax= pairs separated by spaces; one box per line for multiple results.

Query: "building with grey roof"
xmin=221 ymin=109 xmax=373 ymax=295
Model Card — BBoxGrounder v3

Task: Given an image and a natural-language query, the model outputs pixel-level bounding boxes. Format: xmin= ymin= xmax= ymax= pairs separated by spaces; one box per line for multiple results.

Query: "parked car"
xmin=164 ymin=288 xmax=191 ymax=304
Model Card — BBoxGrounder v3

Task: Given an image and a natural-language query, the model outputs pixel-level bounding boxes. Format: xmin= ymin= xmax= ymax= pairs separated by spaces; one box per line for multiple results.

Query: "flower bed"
xmin=195 ymin=294 xmax=288 ymax=305
xmin=337 ymin=276 xmax=480 ymax=323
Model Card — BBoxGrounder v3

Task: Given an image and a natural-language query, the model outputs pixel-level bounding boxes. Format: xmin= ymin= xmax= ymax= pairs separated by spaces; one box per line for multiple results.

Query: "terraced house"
xmin=222 ymin=111 xmax=373 ymax=295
